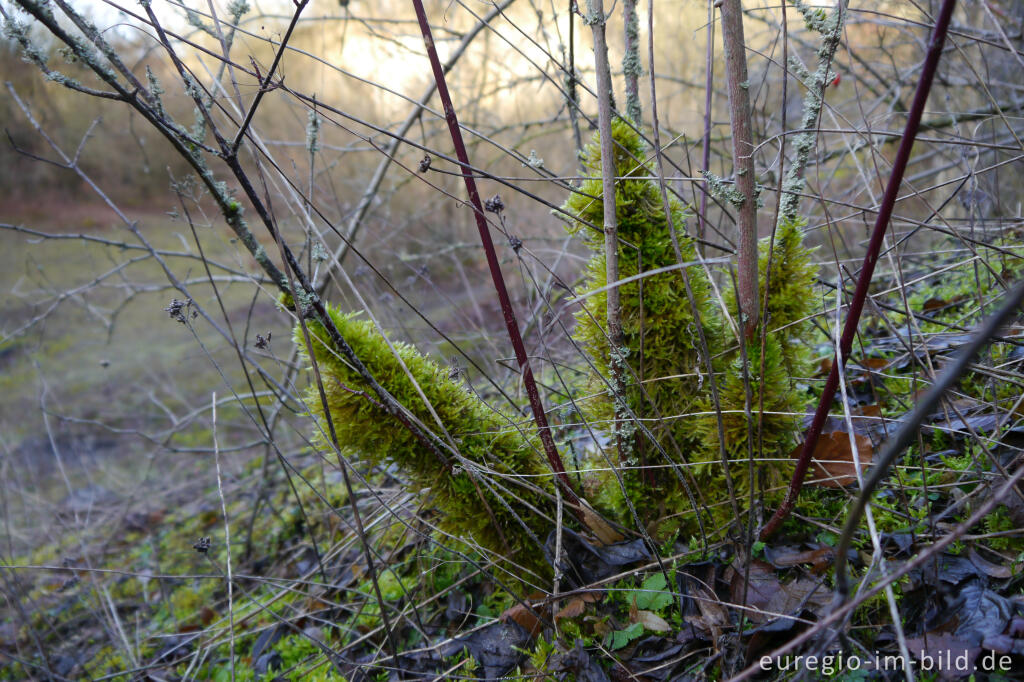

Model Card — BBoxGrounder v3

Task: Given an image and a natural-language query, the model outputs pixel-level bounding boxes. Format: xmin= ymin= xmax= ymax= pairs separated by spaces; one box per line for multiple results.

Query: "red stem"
xmin=409 ymin=0 xmax=577 ymax=501
xmin=760 ymin=0 xmax=959 ymax=539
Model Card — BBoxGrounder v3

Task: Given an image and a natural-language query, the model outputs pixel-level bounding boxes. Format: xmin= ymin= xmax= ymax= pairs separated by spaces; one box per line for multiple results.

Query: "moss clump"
xmin=560 ymin=120 xmax=817 ymax=535
xmin=560 ymin=118 xmax=720 ymax=525
xmin=700 ymin=215 xmax=818 ymax=506
xmin=297 ymin=306 xmax=556 ymax=578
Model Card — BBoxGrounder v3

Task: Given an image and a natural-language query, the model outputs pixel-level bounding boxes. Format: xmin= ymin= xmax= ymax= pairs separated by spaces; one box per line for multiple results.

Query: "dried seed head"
xmin=164 ymin=298 xmax=196 ymax=324
xmin=484 ymin=194 xmax=505 ymax=213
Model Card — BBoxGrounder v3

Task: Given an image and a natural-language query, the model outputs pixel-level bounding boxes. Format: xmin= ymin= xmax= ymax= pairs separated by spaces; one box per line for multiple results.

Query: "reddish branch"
xmin=760 ymin=0 xmax=960 ymax=539
xmin=409 ymin=0 xmax=578 ymax=501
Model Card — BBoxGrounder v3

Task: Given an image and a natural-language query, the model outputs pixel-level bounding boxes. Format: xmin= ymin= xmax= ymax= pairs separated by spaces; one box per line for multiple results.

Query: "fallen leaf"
xmin=967 ymin=546 xmax=1013 ymax=580
xmin=549 ymin=639 xmax=610 ymax=682
xmin=443 ymin=621 xmax=531 ymax=680
xmin=857 ymin=356 xmax=889 ymax=371
xmin=633 ymin=610 xmax=672 ymax=632
xmin=728 ymin=560 xmax=830 ymax=625
xmin=677 ymin=562 xmax=729 ymax=631
xmin=763 ymin=545 xmax=836 ymax=574
xmin=555 ymin=597 xmax=588 ymax=622
xmin=922 ymin=295 xmax=965 ymax=313
xmin=500 ymin=591 xmax=546 ymax=639
xmin=546 ymin=529 xmax=650 ymax=586
xmin=794 ymin=429 xmax=873 ymax=488
xmin=579 ymin=501 xmax=625 ymax=545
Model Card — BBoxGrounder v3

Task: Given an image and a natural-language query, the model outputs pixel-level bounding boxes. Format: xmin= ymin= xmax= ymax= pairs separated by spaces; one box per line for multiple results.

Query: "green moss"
xmin=296 ymin=307 xmax=556 ymax=578
xmin=559 ymin=120 xmax=817 ymax=535
xmin=560 ymin=118 xmax=720 ymax=528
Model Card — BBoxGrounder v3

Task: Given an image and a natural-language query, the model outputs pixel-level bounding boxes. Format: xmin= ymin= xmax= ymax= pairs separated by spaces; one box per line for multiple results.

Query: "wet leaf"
xmin=728 ymin=560 xmax=830 ymax=625
xmin=550 ymin=639 xmax=610 ymax=682
xmin=949 ymin=581 xmax=1015 ymax=646
xmin=443 ymin=621 xmax=531 ymax=680
xmin=762 ymin=544 xmax=836 ymax=575
xmin=250 ymin=623 xmax=285 ymax=663
xmin=905 ymin=632 xmax=980 ymax=674
xmin=967 ymin=547 xmax=1013 ymax=580
xmin=546 ymin=528 xmax=651 ymax=586
xmin=628 ymin=636 xmax=686 ymax=680
xmin=676 ymin=562 xmax=729 ymax=631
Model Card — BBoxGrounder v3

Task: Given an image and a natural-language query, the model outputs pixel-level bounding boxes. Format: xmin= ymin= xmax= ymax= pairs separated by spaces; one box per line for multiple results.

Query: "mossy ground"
xmin=4 ymin=174 xmax=1024 ymax=681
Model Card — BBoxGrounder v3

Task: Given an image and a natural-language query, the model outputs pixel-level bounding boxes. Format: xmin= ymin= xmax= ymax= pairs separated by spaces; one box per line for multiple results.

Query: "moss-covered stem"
xmin=719 ymin=0 xmax=759 ymax=341
xmin=285 ymin=249 xmax=404 ymax=672
xmin=777 ymin=0 xmax=847 ymax=228
xmin=622 ymin=0 xmax=642 ymax=125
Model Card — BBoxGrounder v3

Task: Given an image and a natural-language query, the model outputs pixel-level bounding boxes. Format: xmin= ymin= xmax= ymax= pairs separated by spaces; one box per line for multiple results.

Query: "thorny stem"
xmin=719 ymin=0 xmax=759 ymax=341
xmin=409 ymin=0 xmax=579 ymax=502
xmin=760 ymin=0 xmax=959 ymax=540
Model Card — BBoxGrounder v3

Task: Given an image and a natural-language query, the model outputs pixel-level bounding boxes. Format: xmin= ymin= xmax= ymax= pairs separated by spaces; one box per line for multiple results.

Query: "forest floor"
xmin=3 ymin=212 xmax=1024 ymax=681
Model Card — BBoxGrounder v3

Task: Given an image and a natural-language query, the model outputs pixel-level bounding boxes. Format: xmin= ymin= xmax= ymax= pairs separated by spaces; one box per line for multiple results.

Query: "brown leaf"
xmin=555 ymin=597 xmax=588 ymax=622
xmin=690 ymin=585 xmax=729 ymax=630
xmin=858 ymin=357 xmax=889 ymax=371
xmin=729 ymin=560 xmax=830 ymax=624
xmin=633 ymin=610 xmax=672 ymax=632
xmin=855 ymin=404 xmax=882 ymax=418
xmin=500 ymin=592 xmax=546 ymax=639
xmin=922 ymin=295 xmax=965 ymax=312
xmin=794 ymin=428 xmax=874 ymax=488
xmin=579 ymin=501 xmax=624 ymax=545
xmin=764 ymin=545 xmax=836 ymax=575
xmin=967 ymin=546 xmax=1013 ymax=579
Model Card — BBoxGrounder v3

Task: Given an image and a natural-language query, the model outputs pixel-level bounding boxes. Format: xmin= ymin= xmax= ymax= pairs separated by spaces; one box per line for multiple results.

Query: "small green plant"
xmin=603 ymin=622 xmax=643 ymax=651
xmin=632 ymin=571 xmax=672 ymax=612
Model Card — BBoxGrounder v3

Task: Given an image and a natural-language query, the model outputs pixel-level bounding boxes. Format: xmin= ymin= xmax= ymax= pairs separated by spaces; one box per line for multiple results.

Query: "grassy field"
xmin=0 ymin=207 xmax=287 ymax=547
